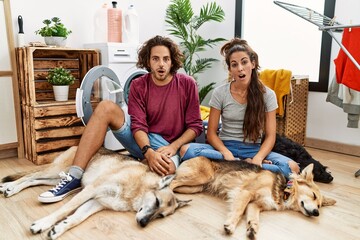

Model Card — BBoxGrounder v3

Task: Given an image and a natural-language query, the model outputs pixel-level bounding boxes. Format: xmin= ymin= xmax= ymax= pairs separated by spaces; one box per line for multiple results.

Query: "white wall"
xmin=306 ymin=0 xmax=360 ymax=146
xmin=243 ymin=0 xmax=324 ymax=83
xmin=0 ymin=0 xmax=17 ymax=144
xmin=9 ymin=0 xmax=235 ymax=106
xmin=8 ymin=0 xmax=360 ymax=147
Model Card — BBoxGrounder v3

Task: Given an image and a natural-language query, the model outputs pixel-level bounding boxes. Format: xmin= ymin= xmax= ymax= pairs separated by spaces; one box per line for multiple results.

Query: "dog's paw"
xmin=0 ymin=182 xmax=6 ymax=194
xmin=46 ymin=221 xmax=67 ymax=240
xmin=47 ymin=227 xmax=61 ymax=240
xmin=246 ymin=225 xmax=257 ymax=240
xmin=0 ymin=182 xmax=17 ymax=197
xmin=224 ymin=223 xmax=235 ymax=235
xmin=30 ymin=218 xmax=54 ymax=235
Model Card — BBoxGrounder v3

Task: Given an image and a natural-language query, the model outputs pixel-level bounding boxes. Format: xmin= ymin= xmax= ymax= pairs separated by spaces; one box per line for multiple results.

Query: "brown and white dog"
xmin=0 ymin=147 xmax=190 ymax=240
xmin=170 ymin=156 xmax=336 ymax=240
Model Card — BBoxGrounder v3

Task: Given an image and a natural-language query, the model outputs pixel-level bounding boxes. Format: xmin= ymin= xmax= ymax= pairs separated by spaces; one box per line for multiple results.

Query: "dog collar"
xmin=283 ymin=180 xmax=293 ymax=201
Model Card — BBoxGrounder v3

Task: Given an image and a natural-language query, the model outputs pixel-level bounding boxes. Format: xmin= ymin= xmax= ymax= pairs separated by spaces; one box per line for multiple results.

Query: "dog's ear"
xmin=300 ymin=163 xmax=314 ymax=182
xmin=321 ymin=196 xmax=336 ymax=206
xmin=176 ymin=198 xmax=192 ymax=209
xmin=159 ymin=174 xmax=176 ymax=189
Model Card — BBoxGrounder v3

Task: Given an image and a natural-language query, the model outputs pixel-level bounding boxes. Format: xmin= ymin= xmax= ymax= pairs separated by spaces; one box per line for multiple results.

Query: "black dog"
xmin=271 ymin=134 xmax=334 ymax=183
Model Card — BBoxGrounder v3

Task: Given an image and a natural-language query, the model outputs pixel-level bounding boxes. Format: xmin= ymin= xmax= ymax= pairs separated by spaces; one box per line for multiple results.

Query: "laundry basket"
xmin=276 ymin=77 xmax=309 ymax=146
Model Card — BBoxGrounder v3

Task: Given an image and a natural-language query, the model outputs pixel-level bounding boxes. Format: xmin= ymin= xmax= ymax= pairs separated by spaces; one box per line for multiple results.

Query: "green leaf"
xmin=199 ymin=82 xmax=216 ymax=104
xmin=165 ymin=0 xmax=225 ymax=104
xmin=191 ymin=58 xmax=219 ymax=77
xmin=194 ymin=2 xmax=225 ymax=30
xmin=35 ymin=17 xmax=72 ymax=38
xmin=47 ymin=67 xmax=75 ymax=85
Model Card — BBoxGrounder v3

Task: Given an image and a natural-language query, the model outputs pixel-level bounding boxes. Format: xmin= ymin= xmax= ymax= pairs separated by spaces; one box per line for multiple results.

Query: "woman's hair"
xmin=137 ymin=35 xmax=184 ymax=74
xmin=220 ymin=38 xmax=266 ymax=143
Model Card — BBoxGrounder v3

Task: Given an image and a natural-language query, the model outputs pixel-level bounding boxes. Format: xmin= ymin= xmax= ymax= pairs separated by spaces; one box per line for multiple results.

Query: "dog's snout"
xmin=138 ymin=218 xmax=149 ymax=228
xmin=324 ymin=174 xmax=334 ymax=183
xmin=316 ymin=173 xmax=334 ymax=183
xmin=312 ymin=209 xmax=319 ymax=216
xmin=301 ymin=201 xmax=320 ymax=217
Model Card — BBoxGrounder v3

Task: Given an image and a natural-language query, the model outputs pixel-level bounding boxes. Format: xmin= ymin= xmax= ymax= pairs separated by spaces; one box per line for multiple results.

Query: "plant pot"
xmin=53 ymin=85 xmax=69 ymax=101
xmin=45 ymin=36 xmax=67 ymax=47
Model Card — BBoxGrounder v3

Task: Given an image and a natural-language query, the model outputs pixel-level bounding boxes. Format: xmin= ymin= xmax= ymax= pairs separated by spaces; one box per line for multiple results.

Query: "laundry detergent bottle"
xmin=94 ymin=3 xmax=108 ymax=42
xmin=108 ymin=1 xmax=122 ymax=42
xmin=124 ymin=4 xmax=139 ymax=44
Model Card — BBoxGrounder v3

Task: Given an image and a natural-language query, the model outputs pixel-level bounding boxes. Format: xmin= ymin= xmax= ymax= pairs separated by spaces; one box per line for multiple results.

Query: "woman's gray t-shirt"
xmin=209 ymin=82 xmax=278 ymax=143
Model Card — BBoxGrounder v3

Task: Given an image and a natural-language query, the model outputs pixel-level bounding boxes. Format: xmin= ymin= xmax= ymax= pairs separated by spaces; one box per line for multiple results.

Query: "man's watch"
xmin=141 ymin=145 xmax=152 ymax=155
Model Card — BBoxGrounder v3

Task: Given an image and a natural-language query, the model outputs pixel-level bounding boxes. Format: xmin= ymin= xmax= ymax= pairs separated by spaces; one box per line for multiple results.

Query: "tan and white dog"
xmin=170 ymin=156 xmax=336 ymax=240
xmin=0 ymin=147 xmax=189 ymax=240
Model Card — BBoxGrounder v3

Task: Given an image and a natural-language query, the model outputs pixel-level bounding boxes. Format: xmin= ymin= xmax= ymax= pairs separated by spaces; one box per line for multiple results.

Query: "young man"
xmin=38 ymin=35 xmax=203 ymax=203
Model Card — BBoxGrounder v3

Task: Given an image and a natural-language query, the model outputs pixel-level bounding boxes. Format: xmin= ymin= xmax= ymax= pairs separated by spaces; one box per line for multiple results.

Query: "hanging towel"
xmin=260 ymin=69 xmax=292 ymax=116
xmin=334 ymin=27 xmax=360 ymax=91
xmin=326 ymin=75 xmax=360 ymax=128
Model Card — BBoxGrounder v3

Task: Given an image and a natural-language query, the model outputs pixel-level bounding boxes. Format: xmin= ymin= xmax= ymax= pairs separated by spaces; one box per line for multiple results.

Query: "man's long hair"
xmin=137 ymin=35 xmax=184 ymax=74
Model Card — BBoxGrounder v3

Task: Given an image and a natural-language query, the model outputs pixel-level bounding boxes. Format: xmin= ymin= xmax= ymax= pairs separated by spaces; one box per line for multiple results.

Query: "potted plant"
xmin=35 ymin=17 xmax=72 ymax=47
xmin=165 ymin=0 xmax=226 ymax=104
xmin=47 ymin=67 xmax=75 ymax=101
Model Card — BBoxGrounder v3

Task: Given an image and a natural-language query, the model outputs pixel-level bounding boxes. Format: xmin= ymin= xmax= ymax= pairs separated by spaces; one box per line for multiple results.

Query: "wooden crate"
xmin=276 ymin=78 xmax=309 ymax=146
xmin=22 ymin=102 xmax=84 ymax=164
xmin=16 ymin=47 xmax=100 ymax=106
xmin=15 ymin=47 xmax=100 ymax=164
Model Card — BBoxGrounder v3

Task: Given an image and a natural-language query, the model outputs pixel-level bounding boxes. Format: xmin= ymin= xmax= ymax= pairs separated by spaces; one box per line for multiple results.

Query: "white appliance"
xmin=77 ymin=43 xmax=147 ymax=150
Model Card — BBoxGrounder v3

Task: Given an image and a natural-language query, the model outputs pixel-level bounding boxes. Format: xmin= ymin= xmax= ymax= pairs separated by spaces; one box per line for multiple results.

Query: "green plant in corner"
xmin=35 ymin=17 xmax=72 ymax=38
xmin=47 ymin=67 xmax=75 ymax=85
xmin=165 ymin=0 xmax=226 ymax=103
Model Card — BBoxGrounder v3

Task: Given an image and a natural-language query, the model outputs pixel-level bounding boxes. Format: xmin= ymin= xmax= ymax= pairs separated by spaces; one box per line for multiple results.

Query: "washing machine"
xmin=76 ymin=43 xmax=147 ymax=150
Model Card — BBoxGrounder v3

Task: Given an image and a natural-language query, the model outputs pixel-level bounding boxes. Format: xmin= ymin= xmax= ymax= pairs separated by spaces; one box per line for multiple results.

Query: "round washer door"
xmin=122 ymin=67 xmax=148 ymax=104
xmin=76 ymin=66 xmax=125 ymax=126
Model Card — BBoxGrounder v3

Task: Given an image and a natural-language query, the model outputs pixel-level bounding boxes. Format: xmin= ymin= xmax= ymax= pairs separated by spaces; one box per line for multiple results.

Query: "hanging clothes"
xmin=326 ymin=75 xmax=360 ymax=128
xmin=334 ymin=28 xmax=360 ymax=91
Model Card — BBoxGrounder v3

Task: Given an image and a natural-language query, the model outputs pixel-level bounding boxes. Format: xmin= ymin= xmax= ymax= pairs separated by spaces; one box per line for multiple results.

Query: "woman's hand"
xmin=221 ymin=150 xmax=236 ymax=161
xmin=262 ymin=159 xmax=272 ymax=164
xmin=245 ymin=157 xmax=272 ymax=166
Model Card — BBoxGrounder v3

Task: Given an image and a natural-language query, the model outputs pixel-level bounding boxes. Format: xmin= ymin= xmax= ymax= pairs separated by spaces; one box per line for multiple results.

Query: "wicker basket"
xmin=276 ymin=78 xmax=309 ymax=146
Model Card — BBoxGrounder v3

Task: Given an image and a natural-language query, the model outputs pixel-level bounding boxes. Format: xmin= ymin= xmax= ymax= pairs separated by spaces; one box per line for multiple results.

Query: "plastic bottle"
xmin=124 ymin=4 xmax=140 ymax=44
xmin=94 ymin=3 xmax=108 ymax=42
xmin=107 ymin=1 xmax=122 ymax=42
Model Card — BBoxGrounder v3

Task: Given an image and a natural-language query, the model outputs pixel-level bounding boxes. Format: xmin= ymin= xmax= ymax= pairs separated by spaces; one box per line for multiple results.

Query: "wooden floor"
xmin=0 ymin=148 xmax=359 ymax=240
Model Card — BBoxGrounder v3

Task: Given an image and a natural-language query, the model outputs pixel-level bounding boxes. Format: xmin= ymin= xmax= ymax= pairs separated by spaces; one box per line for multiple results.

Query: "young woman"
xmin=180 ymin=38 xmax=299 ymax=179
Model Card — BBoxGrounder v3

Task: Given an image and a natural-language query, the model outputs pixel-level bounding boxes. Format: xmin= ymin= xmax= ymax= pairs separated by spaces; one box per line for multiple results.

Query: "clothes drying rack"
xmin=274 ymin=1 xmax=360 ymax=178
xmin=274 ymin=1 xmax=360 ymax=71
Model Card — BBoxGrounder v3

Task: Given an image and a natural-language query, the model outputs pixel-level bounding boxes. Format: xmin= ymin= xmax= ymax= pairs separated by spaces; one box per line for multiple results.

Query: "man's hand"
xmin=156 ymin=145 xmax=177 ymax=158
xmin=145 ymin=149 xmax=172 ymax=176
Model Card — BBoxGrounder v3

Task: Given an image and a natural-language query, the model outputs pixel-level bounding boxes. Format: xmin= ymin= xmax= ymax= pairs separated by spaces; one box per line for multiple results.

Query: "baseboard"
xmin=305 ymin=137 xmax=360 ymax=157
xmin=0 ymin=143 xmax=18 ymax=159
xmin=0 ymin=148 xmax=17 ymax=159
